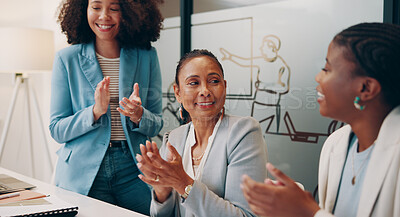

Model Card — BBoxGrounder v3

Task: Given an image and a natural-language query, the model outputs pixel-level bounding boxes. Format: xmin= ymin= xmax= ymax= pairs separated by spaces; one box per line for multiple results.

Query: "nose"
xmin=100 ymin=9 xmax=110 ymax=20
xmin=200 ymin=84 xmax=211 ymax=97
xmin=315 ymin=70 xmax=323 ymax=83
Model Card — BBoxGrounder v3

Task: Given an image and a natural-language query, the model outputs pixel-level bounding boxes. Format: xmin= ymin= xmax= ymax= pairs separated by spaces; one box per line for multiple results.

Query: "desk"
xmin=0 ymin=167 xmax=147 ymax=217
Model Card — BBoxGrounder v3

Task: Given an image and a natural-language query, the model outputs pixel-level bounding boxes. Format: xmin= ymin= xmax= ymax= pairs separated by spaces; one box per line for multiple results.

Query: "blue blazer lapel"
xmin=79 ymin=42 xmax=103 ymax=91
xmin=119 ymin=47 xmax=138 ymax=100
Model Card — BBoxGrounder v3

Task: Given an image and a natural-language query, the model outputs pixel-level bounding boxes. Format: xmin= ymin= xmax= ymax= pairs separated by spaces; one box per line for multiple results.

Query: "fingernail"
xmin=147 ymin=152 xmax=153 ymax=158
xmin=267 ymin=163 xmax=275 ymax=170
xmin=136 ymin=154 xmax=142 ymax=161
xmin=137 ymin=163 xmax=142 ymax=168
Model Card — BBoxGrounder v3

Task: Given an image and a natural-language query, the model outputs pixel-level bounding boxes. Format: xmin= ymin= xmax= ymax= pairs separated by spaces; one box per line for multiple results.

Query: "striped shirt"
xmin=96 ymin=53 xmax=126 ymax=141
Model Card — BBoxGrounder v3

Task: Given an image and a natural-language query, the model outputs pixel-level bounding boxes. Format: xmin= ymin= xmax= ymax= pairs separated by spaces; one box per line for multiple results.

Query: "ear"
xmin=173 ymin=83 xmax=182 ymax=104
xmin=359 ymin=77 xmax=381 ymax=101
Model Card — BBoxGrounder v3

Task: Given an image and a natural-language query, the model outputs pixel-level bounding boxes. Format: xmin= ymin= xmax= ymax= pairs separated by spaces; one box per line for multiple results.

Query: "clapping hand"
xmin=136 ymin=141 xmax=193 ymax=203
xmin=117 ymin=83 xmax=143 ymax=124
xmin=93 ymin=76 xmax=110 ymax=121
xmin=241 ymin=163 xmax=320 ymax=217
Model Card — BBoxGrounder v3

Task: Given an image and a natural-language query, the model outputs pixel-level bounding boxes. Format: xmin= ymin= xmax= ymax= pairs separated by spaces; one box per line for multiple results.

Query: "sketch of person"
xmin=220 ymin=34 xmax=291 ymax=133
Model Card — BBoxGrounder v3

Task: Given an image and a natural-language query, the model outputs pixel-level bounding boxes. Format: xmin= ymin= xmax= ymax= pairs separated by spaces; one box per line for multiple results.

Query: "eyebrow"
xmin=90 ymin=0 xmax=119 ymax=4
xmin=184 ymin=72 xmax=222 ymax=81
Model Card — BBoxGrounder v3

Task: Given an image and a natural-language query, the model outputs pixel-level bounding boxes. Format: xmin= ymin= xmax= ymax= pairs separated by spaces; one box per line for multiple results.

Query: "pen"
xmin=0 ymin=192 xmax=20 ymax=200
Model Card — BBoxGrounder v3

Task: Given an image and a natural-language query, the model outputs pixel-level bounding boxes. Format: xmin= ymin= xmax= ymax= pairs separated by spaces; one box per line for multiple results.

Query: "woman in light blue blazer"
xmin=136 ymin=49 xmax=267 ymax=217
xmin=49 ymin=0 xmax=163 ymax=215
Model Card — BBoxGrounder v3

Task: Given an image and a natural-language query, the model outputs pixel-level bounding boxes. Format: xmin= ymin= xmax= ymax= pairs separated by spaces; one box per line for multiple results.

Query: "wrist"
xmin=130 ymin=107 xmax=143 ymax=124
xmin=93 ymin=105 xmax=104 ymax=121
xmin=177 ymin=177 xmax=194 ymax=198
xmin=154 ymin=187 xmax=172 ymax=203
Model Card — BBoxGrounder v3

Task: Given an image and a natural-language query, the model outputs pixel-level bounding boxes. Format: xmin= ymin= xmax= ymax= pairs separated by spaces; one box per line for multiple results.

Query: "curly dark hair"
xmin=57 ymin=0 xmax=164 ymax=49
xmin=333 ymin=22 xmax=400 ymax=108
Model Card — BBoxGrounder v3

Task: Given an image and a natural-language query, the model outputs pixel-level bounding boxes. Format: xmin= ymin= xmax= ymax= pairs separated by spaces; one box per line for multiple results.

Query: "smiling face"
xmin=87 ymin=0 xmax=121 ymax=44
xmin=315 ymin=42 xmax=364 ymax=122
xmin=174 ymin=56 xmax=226 ymax=122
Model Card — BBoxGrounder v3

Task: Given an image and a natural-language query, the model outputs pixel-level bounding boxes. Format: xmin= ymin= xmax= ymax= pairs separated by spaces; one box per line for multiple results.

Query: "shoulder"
xmin=219 ymin=114 xmax=264 ymax=148
xmin=124 ymin=46 xmax=158 ymax=57
xmin=55 ymin=44 xmax=84 ymax=58
xmin=221 ymin=114 xmax=261 ymax=133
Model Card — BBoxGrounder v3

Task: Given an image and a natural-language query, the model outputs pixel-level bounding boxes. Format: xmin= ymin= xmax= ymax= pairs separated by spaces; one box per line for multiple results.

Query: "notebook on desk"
xmin=0 ymin=174 xmax=36 ymax=194
xmin=0 ymin=195 xmax=78 ymax=217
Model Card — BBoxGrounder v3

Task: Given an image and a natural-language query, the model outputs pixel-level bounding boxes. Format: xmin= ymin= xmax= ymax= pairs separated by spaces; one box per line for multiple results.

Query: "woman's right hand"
xmin=93 ymin=77 xmax=110 ymax=121
xmin=136 ymin=141 xmax=173 ymax=203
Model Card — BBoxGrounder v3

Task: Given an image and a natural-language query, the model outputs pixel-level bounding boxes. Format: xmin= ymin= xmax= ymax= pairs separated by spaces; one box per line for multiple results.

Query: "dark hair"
xmin=333 ymin=22 xmax=400 ymax=108
xmin=175 ymin=49 xmax=224 ymax=124
xmin=57 ymin=0 xmax=164 ymax=50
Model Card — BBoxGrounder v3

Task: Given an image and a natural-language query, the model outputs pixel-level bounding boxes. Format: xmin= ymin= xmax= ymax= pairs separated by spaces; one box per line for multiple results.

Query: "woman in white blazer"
xmin=136 ymin=49 xmax=268 ymax=217
xmin=241 ymin=22 xmax=400 ymax=217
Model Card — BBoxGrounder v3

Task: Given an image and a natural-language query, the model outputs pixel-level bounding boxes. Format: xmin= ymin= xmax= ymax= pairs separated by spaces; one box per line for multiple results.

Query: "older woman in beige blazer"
xmin=241 ymin=22 xmax=400 ymax=217
xmin=136 ymin=49 xmax=267 ymax=217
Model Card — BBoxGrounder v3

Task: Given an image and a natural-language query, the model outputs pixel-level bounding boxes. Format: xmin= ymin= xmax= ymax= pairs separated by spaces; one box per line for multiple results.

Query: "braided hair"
xmin=175 ymin=49 xmax=224 ymax=124
xmin=333 ymin=22 xmax=400 ymax=108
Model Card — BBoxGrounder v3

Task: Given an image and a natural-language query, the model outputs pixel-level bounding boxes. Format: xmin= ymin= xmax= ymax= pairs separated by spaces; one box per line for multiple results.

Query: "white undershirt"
xmin=182 ymin=116 xmax=223 ymax=181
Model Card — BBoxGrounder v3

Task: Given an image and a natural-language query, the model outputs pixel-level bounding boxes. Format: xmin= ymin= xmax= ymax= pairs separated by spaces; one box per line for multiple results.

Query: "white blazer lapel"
xmin=325 ymin=137 xmax=349 ymax=213
xmin=357 ymin=106 xmax=400 ymax=216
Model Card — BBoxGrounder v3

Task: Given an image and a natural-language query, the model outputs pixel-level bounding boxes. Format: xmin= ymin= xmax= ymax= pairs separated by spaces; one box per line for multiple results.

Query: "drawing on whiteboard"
xmin=220 ymin=35 xmax=290 ymax=133
xmin=263 ymin=111 xmax=345 ymax=143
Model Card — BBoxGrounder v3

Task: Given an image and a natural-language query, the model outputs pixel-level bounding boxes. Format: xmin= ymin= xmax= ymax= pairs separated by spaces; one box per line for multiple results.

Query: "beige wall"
xmin=0 ymin=0 xmax=66 ymax=182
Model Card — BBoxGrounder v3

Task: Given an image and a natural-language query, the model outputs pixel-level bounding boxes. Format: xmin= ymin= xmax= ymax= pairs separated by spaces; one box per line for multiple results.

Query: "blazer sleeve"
xmin=127 ymin=48 xmax=163 ymax=137
xmin=182 ymin=117 xmax=268 ymax=217
xmin=49 ymin=52 xmax=102 ymax=144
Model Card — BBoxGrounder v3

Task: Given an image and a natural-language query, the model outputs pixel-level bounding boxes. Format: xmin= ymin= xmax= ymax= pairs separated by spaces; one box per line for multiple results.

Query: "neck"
xmin=95 ymin=39 xmax=120 ymax=58
xmin=192 ymin=115 xmax=220 ymax=147
xmin=350 ymin=104 xmax=391 ymax=152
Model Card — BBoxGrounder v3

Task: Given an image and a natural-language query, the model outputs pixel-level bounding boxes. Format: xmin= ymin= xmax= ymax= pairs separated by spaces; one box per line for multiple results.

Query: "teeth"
xmin=98 ymin=24 xmax=112 ymax=29
xmin=317 ymin=92 xmax=324 ymax=97
xmin=197 ymin=102 xmax=213 ymax=106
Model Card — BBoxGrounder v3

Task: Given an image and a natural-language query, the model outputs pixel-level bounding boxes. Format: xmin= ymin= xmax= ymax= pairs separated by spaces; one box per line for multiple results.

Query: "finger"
xmin=104 ymin=76 xmax=110 ymax=89
xmin=146 ymin=140 xmax=153 ymax=153
xmin=138 ymin=174 xmax=163 ymax=187
xmin=241 ymin=175 xmax=274 ymax=206
xmin=167 ymin=142 xmax=181 ymax=161
xmin=151 ymin=141 xmax=160 ymax=156
xmin=133 ymin=83 xmax=140 ymax=98
xmin=266 ymin=163 xmax=296 ymax=187
xmin=116 ymin=107 xmax=129 ymax=117
xmin=121 ymin=98 xmax=135 ymax=110
xmin=146 ymin=151 xmax=168 ymax=168
xmin=139 ymin=144 xmax=151 ymax=162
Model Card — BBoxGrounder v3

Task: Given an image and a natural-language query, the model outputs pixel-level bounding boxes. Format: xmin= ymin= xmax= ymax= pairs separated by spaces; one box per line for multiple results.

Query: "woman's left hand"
xmin=137 ymin=141 xmax=194 ymax=196
xmin=117 ymin=83 xmax=143 ymax=124
xmin=241 ymin=163 xmax=320 ymax=217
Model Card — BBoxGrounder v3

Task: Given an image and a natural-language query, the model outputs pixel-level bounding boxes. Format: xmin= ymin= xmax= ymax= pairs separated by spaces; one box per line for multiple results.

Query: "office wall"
xmin=0 ymin=0 xmax=66 ymax=182
xmin=0 ymin=0 xmax=383 ymax=189
xmin=153 ymin=0 xmax=383 ymax=191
